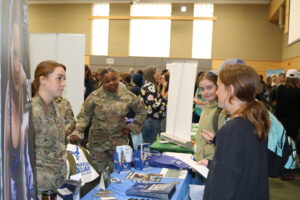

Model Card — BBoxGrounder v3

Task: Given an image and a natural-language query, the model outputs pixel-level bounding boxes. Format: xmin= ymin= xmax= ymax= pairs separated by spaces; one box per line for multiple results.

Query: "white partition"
xmin=288 ymin=0 xmax=300 ymax=45
xmin=29 ymin=33 xmax=85 ymax=116
xmin=161 ymin=61 xmax=198 ymax=147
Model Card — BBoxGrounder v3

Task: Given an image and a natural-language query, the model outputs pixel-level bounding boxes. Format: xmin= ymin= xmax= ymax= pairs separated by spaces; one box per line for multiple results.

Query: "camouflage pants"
xmin=88 ymin=135 xmax=128 ymax=174
xmin=89 ymin=149 xmax=115 ymax=174
xmin=36 ymin=168 xmax=66 ymax=197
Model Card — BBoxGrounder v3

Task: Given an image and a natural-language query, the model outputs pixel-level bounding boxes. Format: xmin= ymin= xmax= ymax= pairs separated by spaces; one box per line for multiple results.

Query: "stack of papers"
xmin=163 ymin=152 xmax=209 ymax=178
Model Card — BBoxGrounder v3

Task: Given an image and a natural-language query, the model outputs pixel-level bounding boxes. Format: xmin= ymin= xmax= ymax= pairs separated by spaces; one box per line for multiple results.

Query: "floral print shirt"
xmin=140 ymin=81 xmax=166 ymax=119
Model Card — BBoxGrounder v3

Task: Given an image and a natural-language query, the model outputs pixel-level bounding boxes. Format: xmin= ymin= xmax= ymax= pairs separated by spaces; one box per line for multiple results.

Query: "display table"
xmin=151 ymin=139 xmax=194 ymax=154
xmin=81 ymin=167 xmax=191 ymax=200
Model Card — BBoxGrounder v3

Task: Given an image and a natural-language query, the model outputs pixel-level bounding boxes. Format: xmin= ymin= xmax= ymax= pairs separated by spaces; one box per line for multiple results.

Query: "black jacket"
xmin=204 ymin=117 xmax=269 ymax=200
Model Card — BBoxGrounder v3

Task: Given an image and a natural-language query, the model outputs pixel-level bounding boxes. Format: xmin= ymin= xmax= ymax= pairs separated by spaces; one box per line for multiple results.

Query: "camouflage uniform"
xmin=54 ymin=97 xmax=76 ymax=134
xmin=32 ymin=95 xmax=67 ymax=196
xmin=71 ymin=85 xmax=147 ymax=173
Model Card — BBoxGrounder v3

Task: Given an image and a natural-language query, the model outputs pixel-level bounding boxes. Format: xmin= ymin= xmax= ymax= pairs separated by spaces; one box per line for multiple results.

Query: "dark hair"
xmin=160 ymin=72 xmax=170 ymax=92
xmin=120 ymin=72 xmax=132 ymax=84
xmin=33 ymin=60 xmax=66 ymax=93
xmin=219 ymin=64 xmax=270 ymax=141
xmin=198 ymin=72 xmax=218 ymax=86
xmin=195 ymin=71 xmax=205 ymax=89
xmin=143 ymin=66 xmax=158 ymax=88
xmin=99 ymin=68 xmax=117 ymax=80
xmin=161 ymin=69 xmax=169 ymax=75
xmin=137 ymin=69 xmax=143 ymax=76
xmin=285 ymin=77 xmax=300 ymax=88
xmin=85 ymin=64 xmax=93 ymax=79
xmin=279 ymin=72 xmax=286 ymax=77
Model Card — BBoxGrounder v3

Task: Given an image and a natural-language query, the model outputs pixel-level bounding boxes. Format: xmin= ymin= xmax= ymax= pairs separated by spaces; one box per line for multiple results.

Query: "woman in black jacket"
xmin=201 ymin=64 xmax=270 ymax=200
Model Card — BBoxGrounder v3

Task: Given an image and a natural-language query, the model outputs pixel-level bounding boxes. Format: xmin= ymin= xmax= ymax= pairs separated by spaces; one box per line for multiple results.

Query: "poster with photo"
xmin=1 ymin=0 xmax=35 ymax=199
xmin=266 ymin=69 xmax=285 ymax=77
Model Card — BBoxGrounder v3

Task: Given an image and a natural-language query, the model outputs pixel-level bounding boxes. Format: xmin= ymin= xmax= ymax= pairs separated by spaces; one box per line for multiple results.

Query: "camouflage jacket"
xmin=54 ymin=97 xmax=76 ymax=134
xmin=32 ymin=95 xmax=67 ymax=175
xmin=71 ymin=85 xmax=147 ymax=140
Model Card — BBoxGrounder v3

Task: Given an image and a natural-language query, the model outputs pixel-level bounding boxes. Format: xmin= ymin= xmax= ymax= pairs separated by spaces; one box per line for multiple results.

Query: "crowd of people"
xmin=30 ymin=59 xmax=299 ymax=199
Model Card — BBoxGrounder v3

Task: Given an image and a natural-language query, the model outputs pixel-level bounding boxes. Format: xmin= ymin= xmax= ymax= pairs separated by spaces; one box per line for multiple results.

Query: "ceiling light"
xmin=181 ymin=6 xmax=187 ymax=13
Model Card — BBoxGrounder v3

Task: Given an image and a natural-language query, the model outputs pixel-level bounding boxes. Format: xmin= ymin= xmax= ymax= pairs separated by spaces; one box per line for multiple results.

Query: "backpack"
xmin=212 ymin=107 xmax=222 ymax=134
xmin=267 ymin=112 xmax=297 ymax=178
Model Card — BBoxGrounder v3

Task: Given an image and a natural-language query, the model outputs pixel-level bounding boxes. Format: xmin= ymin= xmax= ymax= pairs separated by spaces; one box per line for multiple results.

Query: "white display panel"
xmin=29 ymin=33 xmax=85 ymax=116
xmin=288 ymin=0 xmax=300 ymax=45
xmin=162 ymin=61 xmax=197 ymax=146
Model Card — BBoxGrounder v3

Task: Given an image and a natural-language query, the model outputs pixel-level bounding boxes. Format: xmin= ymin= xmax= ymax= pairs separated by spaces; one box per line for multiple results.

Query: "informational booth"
xmin=161 ymin=61 xmax=198 ymax=148
xmin=29 ymin=33 xmax=85 ymax=116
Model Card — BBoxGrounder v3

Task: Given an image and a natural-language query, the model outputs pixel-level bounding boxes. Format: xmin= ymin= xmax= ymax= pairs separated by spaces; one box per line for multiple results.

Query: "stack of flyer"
xmin=126 ymin=182 xmax=176 ymax=200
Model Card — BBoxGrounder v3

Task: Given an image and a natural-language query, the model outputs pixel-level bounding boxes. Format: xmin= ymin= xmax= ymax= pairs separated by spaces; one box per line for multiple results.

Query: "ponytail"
xmin=219 ymin=64 xmax=271 ymax=141
xmin=236 ymin=101 xmax=270 ymax=141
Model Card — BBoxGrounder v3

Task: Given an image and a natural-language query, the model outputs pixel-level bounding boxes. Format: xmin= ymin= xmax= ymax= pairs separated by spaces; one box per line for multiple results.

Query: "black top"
xmin=127 ymin=85 xmax=142 ymax=119
xmin=130 ymin=85 xmax=141 ymax=97
xmin=204 ymin=117 xmax=269 ymax=200
xmin=84 ymin=78 xmax=95 ymax=100
xmin=275 ymin=84 xmax=300 ymax=119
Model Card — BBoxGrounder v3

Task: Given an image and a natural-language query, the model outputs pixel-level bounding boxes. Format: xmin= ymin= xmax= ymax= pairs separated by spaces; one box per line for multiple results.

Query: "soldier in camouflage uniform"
xmin=54 ymin=96 xmax=76 ymax=136
xmin=70 ymin=68 xmax=147 ymax=173
xmin=31 ymin=61 xmax=68 ymax=197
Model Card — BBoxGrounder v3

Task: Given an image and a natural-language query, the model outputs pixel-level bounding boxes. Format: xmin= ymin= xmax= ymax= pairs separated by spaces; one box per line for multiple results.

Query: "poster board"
xmin=288 ymin=0 xmax=300 ymax=45
xmin=1 ymin=0 xmax=35 ymax=199
xmin=161 ymin=61 xmax=198 ymax=147
xmin=266 ymin=69 xmax=285 ymax=77
xmin=29 ymin=33 xmax=85 ymax=116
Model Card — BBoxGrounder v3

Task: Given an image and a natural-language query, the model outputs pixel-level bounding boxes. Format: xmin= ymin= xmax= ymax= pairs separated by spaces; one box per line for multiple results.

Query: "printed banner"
xmin=1 ymin=0 xmax=35 ymax=199
xmin=266 ymin=69 xmax=285 ymax=77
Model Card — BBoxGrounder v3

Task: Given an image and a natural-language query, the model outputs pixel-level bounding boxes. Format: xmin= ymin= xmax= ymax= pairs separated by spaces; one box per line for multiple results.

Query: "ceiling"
xmin=28 ymin=0 xmax=270 ymax=5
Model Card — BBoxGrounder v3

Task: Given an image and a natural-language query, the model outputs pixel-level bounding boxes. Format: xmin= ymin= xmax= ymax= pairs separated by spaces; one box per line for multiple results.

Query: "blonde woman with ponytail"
xmin=202 ymin=64 xmax=270 ymax=200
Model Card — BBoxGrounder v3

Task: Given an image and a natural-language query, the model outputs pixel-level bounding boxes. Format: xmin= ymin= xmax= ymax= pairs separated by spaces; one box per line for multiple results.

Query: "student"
xmin=194 ymin=72 xmax=226 ymax=162
xmin=275 ymin=69 xmax=300 ymax=142
xmin=201 ymin=64 xmax=270 ymax=200
xmin=84 ymin=64 xmax=96 ymax=100
xmin=140 ymin=66 xmax=166 ymax=144
xmin=32 ymin=60 xmax=68 ymax=196
xmin=192 ymin=71 xmax=206 ymax=123
xmin=275 ymin=69 xmax=300 ymax=180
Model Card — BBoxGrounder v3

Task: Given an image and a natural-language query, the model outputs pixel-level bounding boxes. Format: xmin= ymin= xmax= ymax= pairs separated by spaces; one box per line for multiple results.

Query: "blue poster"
xmin=1 ymin=0 xmax=35 ymax=199
xmin=266 ymin=69 xmax=285 ymax=77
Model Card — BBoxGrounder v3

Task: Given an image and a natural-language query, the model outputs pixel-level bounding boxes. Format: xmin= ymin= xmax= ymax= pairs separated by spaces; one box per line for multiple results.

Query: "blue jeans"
xmin=142 ymin=118 xmax=161 ymax=144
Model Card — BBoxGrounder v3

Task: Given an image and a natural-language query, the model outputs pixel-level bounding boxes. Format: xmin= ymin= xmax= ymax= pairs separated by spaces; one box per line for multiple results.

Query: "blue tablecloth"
xmin=81 ymin=167 xmax=191 ymax=200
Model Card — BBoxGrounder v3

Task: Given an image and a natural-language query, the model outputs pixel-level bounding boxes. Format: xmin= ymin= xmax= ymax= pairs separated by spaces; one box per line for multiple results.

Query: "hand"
xmin=201 ymin=130 xmax=215 ymax=143
xmin=194 ymin=99 xmax=207 ymax=106
xmin=65 ymin=128 xmax=72 ymax=136
xmin=197 ymin=159 xmax=208 ymax=167
xmin=122 ymin=127 xmax=131 ymax=136
xmin=69 ymin=135 xmax=81 ymax=145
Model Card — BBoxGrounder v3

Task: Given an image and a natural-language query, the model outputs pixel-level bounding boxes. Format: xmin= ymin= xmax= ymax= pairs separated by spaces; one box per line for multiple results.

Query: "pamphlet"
xmin=126 ymin=183 xmax=176 ymax=200
xmin=163 ymin=152 xmax=209 ymax=178
xmin=126 ymin=171 xmax=163 ymax=182
xmin=160 ymin=168 xmax=187 ymax=179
